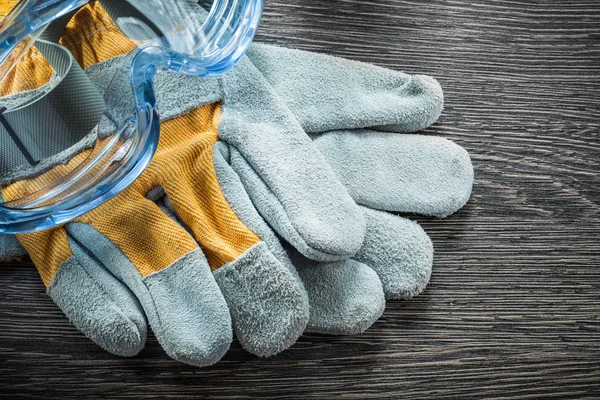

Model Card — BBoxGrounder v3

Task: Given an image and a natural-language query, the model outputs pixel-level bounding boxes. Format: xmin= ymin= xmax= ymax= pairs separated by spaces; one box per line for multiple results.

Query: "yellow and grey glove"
xmin=0 ymin=2 xmax=473 ymax=363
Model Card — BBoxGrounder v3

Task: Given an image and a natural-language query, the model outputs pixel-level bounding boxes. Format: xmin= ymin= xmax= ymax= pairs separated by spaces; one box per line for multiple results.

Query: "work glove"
xmin=242 ymin=44 xmax=473 ymax=304
xmin=0 ymin=2 xmax=473 ymax=363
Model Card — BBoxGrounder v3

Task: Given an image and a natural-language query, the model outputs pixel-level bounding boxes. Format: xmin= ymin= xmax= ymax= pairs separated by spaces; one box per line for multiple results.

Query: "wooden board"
xmin=1 ymin=0 xmax=599 ymax=398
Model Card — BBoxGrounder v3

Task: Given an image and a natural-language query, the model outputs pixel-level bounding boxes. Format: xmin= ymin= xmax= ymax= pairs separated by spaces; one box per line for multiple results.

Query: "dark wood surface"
xmin=1 ymin=0 xmax=599 ymax=398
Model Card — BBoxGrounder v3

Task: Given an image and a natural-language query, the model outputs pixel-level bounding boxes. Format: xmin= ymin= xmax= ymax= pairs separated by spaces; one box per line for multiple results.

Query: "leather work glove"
xmin=241 ymin=44 xmax=474 ymax=305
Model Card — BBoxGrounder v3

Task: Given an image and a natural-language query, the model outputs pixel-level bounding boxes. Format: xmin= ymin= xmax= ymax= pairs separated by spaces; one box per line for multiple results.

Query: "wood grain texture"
xmin=1 ymin=0 xmax=599 ymax=398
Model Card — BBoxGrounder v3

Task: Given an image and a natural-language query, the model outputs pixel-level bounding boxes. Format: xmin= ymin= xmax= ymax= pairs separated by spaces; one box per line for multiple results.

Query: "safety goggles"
xmin=0 ymin=0 xmax=263 ymax=233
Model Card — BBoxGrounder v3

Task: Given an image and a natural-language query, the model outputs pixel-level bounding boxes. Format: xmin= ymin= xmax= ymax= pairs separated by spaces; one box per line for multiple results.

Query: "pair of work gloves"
xmin=0 ymin=2 xmax=473 ymax=366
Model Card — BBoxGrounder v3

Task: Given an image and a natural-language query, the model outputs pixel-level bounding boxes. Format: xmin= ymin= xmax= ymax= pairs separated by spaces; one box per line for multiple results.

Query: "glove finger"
xmin=355 ymin=208 xmax=433 ymax=300
xmin=219 ymin=58 xmax=365 ymax=262
xmin=286 ymin=245 xmax=385 ymax=335
xmin=56 ymin=237 xmax=148 ymax=356
xmin=189 ymin=3 xmax=441 ymax=133
xmin=247 ymin=43 xmax=443 ymax=134
xmin=158 ymin=142 xmax=309 ymax=357
xmin=11 ymin=225 xmax=148 ymax=357
xmin=312 ymin=130 xmax=474 ymax=217
xmin=70 ymin=193 xmax=232 ymax=367
xmin=212 ymin=242 xmax=309 ymax=357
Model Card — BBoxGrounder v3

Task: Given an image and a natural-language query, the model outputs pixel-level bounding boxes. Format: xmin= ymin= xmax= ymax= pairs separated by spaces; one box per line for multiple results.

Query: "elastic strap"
xmin=0 ymin=0 xmax=186 ymax=175
xmin=0 ymin=40 xmax=105 ymax=174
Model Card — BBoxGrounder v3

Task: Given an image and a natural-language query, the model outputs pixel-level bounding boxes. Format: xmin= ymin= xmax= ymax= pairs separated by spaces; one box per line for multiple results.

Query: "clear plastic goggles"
xmin=0 ymin=0 xmax=263 ymax=233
